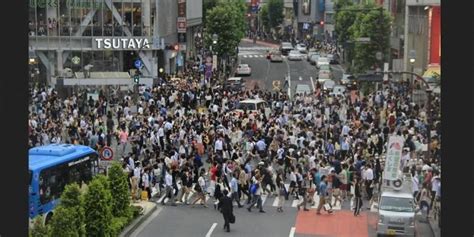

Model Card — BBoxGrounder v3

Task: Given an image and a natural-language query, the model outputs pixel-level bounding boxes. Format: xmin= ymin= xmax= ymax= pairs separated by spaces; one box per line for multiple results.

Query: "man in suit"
xmin=218 ymin=189 xmax=234 ymax=232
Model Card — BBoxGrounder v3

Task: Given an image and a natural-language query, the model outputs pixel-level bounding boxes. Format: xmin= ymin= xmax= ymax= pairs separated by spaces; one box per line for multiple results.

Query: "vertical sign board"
xmin=212 ymin=55 xmax=218 ymax=71
xmin=177 ymin=0 xmax=186 ymax=34
xmin=177 ymin=17 xmax=187 ymax=33
xmin=383 ymin=136 xmax=405 ymax=180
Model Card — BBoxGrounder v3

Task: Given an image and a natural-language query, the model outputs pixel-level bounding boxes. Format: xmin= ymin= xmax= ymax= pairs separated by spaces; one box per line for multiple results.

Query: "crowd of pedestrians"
xmin=28 ymin=54 xmax=441 ymax=220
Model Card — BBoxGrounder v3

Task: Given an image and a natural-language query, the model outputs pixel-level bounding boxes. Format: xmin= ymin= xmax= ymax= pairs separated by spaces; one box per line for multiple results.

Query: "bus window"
xmin=39 ymin=164 xmax=68 ymax=205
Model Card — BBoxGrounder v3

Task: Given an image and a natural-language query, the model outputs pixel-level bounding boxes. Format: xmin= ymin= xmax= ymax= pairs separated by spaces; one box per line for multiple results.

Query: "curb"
xmin=120 ymin=203 xmax=158 ymax=237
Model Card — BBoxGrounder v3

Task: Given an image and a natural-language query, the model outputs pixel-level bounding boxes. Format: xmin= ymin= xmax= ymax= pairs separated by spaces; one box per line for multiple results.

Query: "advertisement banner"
xmin=383 ymin=136 xmax=405 ymax=180
xmin=302 ymin=0 xmax=311 ymax=15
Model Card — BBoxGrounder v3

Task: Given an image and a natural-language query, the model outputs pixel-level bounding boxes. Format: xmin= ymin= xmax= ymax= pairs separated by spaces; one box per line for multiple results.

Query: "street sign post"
xmin=134 ymin=59 xmax=143 ymax=69
xmin=100 ymin=146 xmax=114 ymax=161
xmin=383 ymin=136 xmax=404 ymax=180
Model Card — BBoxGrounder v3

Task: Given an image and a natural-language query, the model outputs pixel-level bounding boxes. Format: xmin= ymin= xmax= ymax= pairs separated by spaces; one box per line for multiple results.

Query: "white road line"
xmin=272 ymin=197 xmax=279 ymax=207
xmin=157 ymin=193 xmax=167 ymax=204
xmin=261 ymin=194 xmax=268 ymax=205
xmin=310 ymin=76 xmax=315 ymax=91
xmin=130 ymin=206 xmax=163 ymax=237
xmin=289 ymin=227 xmax=296 ymax=237
xmin=292 ymin=200 xmax=299 ymax=207
xmin=205 ymin=223 xmax=218 ymax=237
xmin=248 ymin=55 xmax=254 ymax=58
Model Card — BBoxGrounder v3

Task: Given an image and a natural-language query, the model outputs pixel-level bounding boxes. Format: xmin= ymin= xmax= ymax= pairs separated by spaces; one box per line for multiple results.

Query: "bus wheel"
xmin=45 ymin=213 xmax=53 ymax=225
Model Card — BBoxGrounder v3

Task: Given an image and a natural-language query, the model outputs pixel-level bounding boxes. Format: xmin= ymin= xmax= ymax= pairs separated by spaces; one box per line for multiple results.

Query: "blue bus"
xmin=29 ymin=144 xmax=99 ymax=224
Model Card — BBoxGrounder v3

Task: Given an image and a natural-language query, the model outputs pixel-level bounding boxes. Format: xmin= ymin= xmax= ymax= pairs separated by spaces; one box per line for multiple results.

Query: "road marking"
xmin=242 ymin=55 xmax=248 ymax=58
xmin=248 ymin=55 xmax=254 ymax=58
xmin=130 ymin=206 xmax=163 ymax=237
xmin=292 ymin=200 xmax=299 ymax=207
xmin=272 ymin=80 xmax=281 ymax=90
xmin=299 ymin=76 xmax=302 ymax=81
xmin=205 ymin=223 xmax=218 ymax=237
xmin=289 ymin=227 xmax=296 ymax=237
xmin=310 ymin=77 xmax=315 ymax=91
xmin=261 ymin=194 xmax=268 ymax=205
xmin=272 ymin=197 xmax=279 ymax=207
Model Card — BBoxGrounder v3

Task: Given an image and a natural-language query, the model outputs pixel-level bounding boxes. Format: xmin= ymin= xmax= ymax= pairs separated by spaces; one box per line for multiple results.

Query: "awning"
xmin=423 ymin=64 xmax=440 ymax=78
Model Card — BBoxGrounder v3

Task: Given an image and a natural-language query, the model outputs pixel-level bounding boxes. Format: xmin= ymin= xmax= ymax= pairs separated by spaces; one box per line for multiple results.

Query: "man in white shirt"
xmin=162 ymin=170 xmax=176 ymax=206
xmin=364 ymin=164 xmax=374 ymax=200
xmin=214 ymin=136 xmax=224 ymax=157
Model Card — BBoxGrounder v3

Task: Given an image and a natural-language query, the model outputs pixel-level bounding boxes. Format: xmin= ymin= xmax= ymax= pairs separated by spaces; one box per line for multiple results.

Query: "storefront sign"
xmin=177 ymin=17 xmax=187 ymax=33
xmin=383 ymin=136 xmax=404 ymax=180
xmin=30 ymin=0 xmax=104 ymax=9
xmin=93 ymin=38 xmax=151 ymax=50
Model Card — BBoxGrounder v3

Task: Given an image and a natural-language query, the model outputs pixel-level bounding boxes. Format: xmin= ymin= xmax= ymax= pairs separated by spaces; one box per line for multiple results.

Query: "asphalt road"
xmin=129 ymin=40 xmax=434 ymax=237
xmin=237 ymin=41 xmax=345 ymax=97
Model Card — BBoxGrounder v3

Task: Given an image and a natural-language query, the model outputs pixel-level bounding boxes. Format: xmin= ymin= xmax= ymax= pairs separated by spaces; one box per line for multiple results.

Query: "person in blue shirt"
xmin=316 ymin=175 xmax=333 ymax=215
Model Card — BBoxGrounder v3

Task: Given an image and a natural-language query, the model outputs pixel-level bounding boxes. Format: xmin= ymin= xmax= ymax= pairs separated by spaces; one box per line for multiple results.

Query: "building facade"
xmin=28 ymin=0 xmax=201 ymax=86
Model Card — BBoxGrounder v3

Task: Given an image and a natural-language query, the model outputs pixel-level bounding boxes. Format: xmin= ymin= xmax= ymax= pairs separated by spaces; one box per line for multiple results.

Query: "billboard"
xmin=302 ymin=0 xmax=311 ymax=15
xmin=383 ymin=136 xmax=405 ymax=180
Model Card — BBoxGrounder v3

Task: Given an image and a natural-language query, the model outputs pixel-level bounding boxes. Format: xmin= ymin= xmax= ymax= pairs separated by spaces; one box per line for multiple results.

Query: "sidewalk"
xmin=119 ymin=201 xmax=158 ymax=237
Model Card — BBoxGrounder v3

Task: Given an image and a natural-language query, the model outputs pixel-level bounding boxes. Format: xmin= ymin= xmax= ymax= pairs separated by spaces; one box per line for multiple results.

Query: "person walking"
xmin=247 ymin=174 xmax=265 ymax=213
xmin=276 ymin=173 xmax=286 ymax=212
xmin=230 ymin=173 xmax=243 ymax=208
xmin=417 ymin=183 xmax=432 ymax=221
xmin=191 ymin=169 xmax=208 ymax=207
xmin=353 ymin=176 xmax=363 ymax=216
xmin=218 ymin=189 xmax=234 ymax=232
xmin=316 ymin=175 xmax=333 ymax=215
xmin=297 ymin=173 xmax=310 ymax=211
xmin=162 ymin=168 xmax=176 ymax=206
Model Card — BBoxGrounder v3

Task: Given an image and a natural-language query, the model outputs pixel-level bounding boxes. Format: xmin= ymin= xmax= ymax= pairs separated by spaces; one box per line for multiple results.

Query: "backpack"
xmin=250 ymin=183 xmax=259 ymax=194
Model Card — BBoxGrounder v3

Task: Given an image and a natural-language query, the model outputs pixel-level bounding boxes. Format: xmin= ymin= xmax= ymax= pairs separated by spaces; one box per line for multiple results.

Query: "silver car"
xmin=288 ymin=50 xmax=303 ymax=61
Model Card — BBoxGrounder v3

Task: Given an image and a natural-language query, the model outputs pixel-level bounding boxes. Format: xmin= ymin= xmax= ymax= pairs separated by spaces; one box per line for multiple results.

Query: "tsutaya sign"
xmin=93 ymin=38 xmax=151 ymax=50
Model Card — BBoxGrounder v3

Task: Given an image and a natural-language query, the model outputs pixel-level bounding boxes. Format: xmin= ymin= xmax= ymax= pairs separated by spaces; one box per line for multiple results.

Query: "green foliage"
xmin=335 ymin=5 xmax=358 ymax=44
xmin=205 ymin=0 xmax=246 ymax=57
xmin=350 ymin=5 xmax=391 ymax=73
xmin=49 ymin=184 xmax=86 ymax=237
xmin=131 ymin=205 xmax=143 ymax=218
xmin=203 ymin=0 xmax=218 ymax=22
xmin=110 ymin=216 xmax=131 ymax=237
xmin=30 ymin=217 xmax=50 ymax=237
xmin=83 ymin=175 xmax=113 ymax=237
xmin=259 ymin=4 xmax=270 ymax=32
xmin=108 ymin=162 xmax=131 ymax=218
xmin=267 ymin=0 xmax=284 ymax=28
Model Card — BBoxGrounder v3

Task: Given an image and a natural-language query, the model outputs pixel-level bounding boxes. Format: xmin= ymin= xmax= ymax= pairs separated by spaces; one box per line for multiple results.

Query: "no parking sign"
xmin=100 ymin=146 xmax=114 ymax=161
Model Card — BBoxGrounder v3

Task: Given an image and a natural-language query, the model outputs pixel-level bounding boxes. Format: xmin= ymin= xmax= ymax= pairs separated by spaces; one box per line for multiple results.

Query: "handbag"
xmin=229 ymin=214 xmax=236 ymax=224
xmin=141 ymin=190 xmax=149 ymax=201
xmin=323 ymin=203 xmax=332 ymax=211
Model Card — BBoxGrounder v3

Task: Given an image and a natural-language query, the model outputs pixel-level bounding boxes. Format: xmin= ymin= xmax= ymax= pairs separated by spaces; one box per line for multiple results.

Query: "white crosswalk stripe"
xmin=272 ymin=197 xmax=279 ymax=207
xmin=238 ymin=46 xmax=275 ymax=51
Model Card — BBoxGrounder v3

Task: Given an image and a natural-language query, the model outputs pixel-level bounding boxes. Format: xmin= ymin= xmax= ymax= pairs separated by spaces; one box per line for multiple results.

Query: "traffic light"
xmin=319 ymin=21 xmax=324 ymax=26
xmin=174 ymin=44 xmax=179 ymax=51
xmin=133 ymin=75 xmax=139 ymax=84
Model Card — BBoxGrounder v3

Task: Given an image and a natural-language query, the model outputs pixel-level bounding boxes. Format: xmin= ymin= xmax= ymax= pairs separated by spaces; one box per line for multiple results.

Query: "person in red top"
xmin=209 ymin=162 xmax=218 ymax=196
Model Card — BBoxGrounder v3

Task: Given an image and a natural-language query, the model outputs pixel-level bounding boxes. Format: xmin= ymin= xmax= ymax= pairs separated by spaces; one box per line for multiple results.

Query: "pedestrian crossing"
xmin=151 ymin=182 xmax=350 ymax=211
xmin=238 ymin=46 xmax=276 ymax=51
xmin=240 ymin=54 xmax=266 ymax=58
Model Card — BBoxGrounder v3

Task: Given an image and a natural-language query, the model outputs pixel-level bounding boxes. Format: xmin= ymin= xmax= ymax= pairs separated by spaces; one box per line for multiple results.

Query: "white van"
xmin=233 ymin=99 xmax=271 ymax=117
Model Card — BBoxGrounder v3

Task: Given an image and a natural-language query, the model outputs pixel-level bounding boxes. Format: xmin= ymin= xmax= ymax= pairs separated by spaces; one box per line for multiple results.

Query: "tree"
xmin=334 ymin=4 xmax=358 ymax=45
xmin=83 ymin=175 xmax=113 ymax=237
xmin=205 ymin=0 xmax=246 ymax=57
xmin=108 ymin=162 xmax=131 ymax=218
xmin=30 ymin=217 xmax=50 ymax=237
xmin=49 ymin=183 xmax=86 ymax=237
xmin=203 ymin=0 xmax=218 ymax=22
xmin=350 ymin=5 xmax=391 ymax=73
xmin=267 ymin=0 xmax=284 ymax=29
xmin=259 ymin=4 xmax=270 ymax=32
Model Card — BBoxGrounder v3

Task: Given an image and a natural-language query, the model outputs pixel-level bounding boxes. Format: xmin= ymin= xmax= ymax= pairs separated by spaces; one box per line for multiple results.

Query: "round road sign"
xmin=100 ymin=146 xmax=114 ymax=160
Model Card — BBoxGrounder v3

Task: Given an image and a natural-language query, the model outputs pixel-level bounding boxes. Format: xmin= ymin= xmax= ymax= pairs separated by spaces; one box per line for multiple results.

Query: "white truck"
xmin=375 ymin=173 xmax=417 ymax=237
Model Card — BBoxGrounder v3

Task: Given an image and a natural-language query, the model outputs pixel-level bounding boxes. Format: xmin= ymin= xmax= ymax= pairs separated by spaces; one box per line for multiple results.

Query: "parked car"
xmin=235 ymin=64 xmax=251 ymax=76
xmin=341 ymin=73 xmax=355 ymax=85
xmin=296 ymin=43 xmax=308 ymax=54
xmin=224 ymin=77 xmax=245 ymax=91
xmin=318 ymin=64 xmax=331 ymax=71
xmin=280 ymin=42 xmax=293 ymax=56
xmin=233 ymin=99 xmax=271 ymax=118
xmin=295 ymin=84 xmax=312 ymax=96
xmin=270 ymin=51 xmax=283 ymax=62
xmin=316 ymin=57 xmax=330 ymax=69
xmin=288 ymin=50 xmax=303 ymax=61
xmin=308 ymin=54 xmax=320 ymax=65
